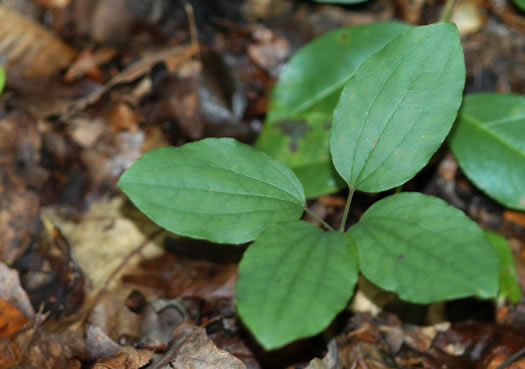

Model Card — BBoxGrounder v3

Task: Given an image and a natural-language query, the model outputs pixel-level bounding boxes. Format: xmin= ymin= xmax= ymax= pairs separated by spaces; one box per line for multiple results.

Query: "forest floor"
xmin=1 ymin=0 xmax=525 ymax=368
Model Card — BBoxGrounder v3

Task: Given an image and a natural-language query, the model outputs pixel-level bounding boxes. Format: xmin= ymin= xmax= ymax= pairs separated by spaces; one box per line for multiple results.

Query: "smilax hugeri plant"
xmin=118 ymin=22 xmax=502 ymax=350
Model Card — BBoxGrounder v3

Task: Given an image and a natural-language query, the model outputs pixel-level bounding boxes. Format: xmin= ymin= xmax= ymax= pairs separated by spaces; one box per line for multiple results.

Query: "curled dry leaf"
xmin=149 ymin=322 xmax=247 ymax=369
xmin=93 ymin=346 xmax=153 ymax=369
xmin=0 ymin=4 xmax=76 ymax=79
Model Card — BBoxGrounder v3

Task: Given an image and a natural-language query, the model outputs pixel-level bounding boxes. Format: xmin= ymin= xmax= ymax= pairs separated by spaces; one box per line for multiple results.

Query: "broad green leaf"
xmin=330 ymin=23 xmax=466 ymax=192
xmin=256 ymin=111 xmax=345 ymax=197
xmin=118 ymin=138 xmax=305 ymax=244
xmin=236 ymin=221 xmax=358 ymax=349
xmin=449 ymin=93 xmax=525 ymax=210
xmin=349 ymin=192 xmax=499 ymax=303
xmin=256 ymin=22 xmax=412 ymax=197
xmin=484 ymin=230 xmax=522 ymax=304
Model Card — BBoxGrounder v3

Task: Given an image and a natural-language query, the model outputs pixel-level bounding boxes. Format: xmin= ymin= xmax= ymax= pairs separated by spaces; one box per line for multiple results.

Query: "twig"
xmin=496 ymin=346 xmax=525 ymax=369
xmin=16 ymin=304 xmax=48 ymax=367
xmin=184 ymin=0 xmax=200 ymax=60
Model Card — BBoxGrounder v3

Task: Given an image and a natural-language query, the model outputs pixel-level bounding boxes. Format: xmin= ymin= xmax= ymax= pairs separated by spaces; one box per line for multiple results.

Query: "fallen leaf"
xmin=0 ymin=262 xmax=34 ymax=318
xmin=0 ymin=112 xmax=45 ymax=264
xmin=0 ymin=299 xmax=28 ymax=337
xmin=42 ymin=197 xmax=163 ymax=298
xmin=0 ymin=4 xmax=76 ymax=79
xmin=65 ymin=48 xmax=117 ymax=82
xmin=504 ymin=210 xmax=525 ymax=228
xmin=123 ymin=252 xmax=237 ymax=300
xmin=93 ymin=346 xmax=153 ymax=369
xmin=247 ymin=26 xmax=289 ymax=77
xmin=150 ymin=322 xmax=247 ymax=369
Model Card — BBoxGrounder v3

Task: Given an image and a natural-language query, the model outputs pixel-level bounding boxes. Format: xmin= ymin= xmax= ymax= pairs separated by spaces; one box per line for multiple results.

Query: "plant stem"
xmin=339 ymin=187 xmax=355 ymax=232
xmin=440 ymin=0 xmax=457 ymax=22
xmin=304 ymin=206 xmax=335 ymax=231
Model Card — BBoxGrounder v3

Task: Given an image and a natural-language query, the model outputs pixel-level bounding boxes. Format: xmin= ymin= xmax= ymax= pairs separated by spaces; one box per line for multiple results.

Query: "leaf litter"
xmin=0 ymin=0 xmax=525 ymax=368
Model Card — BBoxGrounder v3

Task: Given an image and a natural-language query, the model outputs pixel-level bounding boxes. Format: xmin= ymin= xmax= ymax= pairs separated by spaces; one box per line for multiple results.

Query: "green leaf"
xmin=330 ymin=23 xmax=466 ymax=192
xmin=236 ymin=221 xmax=358 ymax=349
xmin=349 ymin=192 xmax=499 ymax=303
xmin=484 ymin=230 xmax=522 ymax=304
xmin=449 ymin=93 xmax=525 ymax=210
xmin=512 ymin=0 xmax=525 ymax=11
xmin=256 ymin=22 xmax=412 ymax=198
xmin=118 ymin=138 xmax=305 ymax=244
xmin=0 ymin=66 xmax=5 ymax=94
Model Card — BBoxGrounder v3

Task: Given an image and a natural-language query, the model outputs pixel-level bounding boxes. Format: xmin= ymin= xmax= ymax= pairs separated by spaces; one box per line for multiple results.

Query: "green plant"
xmin=118 ymin=22 xmax=501 ymax=350
xmin=450 ymin=93 xmax=525 ymax=211
xmin=0 ymin=66 xmax=5 ymax=94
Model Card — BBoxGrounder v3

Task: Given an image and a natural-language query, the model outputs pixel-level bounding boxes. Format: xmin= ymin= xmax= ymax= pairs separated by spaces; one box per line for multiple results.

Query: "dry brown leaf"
xmin=42 ymin=197 xmax=163 ymax=299
xmin=0 ymin=298 xmax=28 ymax=337
xmin=60 ymin=44 xmax=197 ymax=119
xmin=0 ymin=337 xmax=19 ymax=369
xmin=504 ymin=210 xmax=525 ymax=228
xmin=36 ymin=0 xmax=71 ymax=8
xmin=0 ymin=262 xmax=34 ymax=319
xmin=13 ymin=317 xmax=86 ymax=369
xmin=150 ymin=322 xmax=247 ymax=369
xmin=122 ymin=252 xmax=237 ymax=300
xmin=93 ymin=346 xmax=153 ymax=369
xmin=0 ymin=113 xmax=42 ymax=264
xmin=65 ymin=48 xmax=117 ymax=82
xmin=0 ymin=4 xmax=75 ymax=78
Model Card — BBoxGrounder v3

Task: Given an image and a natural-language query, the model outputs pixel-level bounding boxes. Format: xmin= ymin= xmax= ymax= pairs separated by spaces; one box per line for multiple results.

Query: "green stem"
xmin=304 ymin=206 xmax=335 ymax=231
xmin=339 ymin=188 xmax=355 ymax=232
xmin=440 ymin=0 xmax=456 ymax=22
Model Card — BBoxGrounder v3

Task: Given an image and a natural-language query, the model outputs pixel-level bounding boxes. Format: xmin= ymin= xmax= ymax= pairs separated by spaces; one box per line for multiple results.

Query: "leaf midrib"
xmin=286 ymin=74 xmax=354 ymax=118
xmin=127 ymin=161 xmax=304 ymax=204
xmin=460 ymin=114 xmax=525 ymax=160
xmin=357 ymin=220 xmax=485 ymax=290
xmin=123 ymin=181 xmax=303 ymax=206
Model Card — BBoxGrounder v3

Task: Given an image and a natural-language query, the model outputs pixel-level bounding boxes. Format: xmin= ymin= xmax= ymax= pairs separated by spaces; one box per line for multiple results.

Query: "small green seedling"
xmin=118 ymin=23 xmax=501 ymax=350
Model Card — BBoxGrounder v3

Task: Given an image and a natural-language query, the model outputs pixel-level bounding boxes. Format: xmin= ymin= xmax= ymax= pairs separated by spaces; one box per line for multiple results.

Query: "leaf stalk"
xmin=339 ymin=188 xmax=355 ymax=232
xmin=304 ymin=206 xmax=335 ymax=231
xmin=440 ymin=0 xmax=457 ymax=22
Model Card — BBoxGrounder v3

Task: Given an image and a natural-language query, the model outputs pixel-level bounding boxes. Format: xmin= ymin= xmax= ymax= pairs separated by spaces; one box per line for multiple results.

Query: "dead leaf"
xmin=60 ymin=44 xmax=197 ymax=119
xmin=0 ymin=262 xmax=35 ymax=319
xmin=305 ymin=339 xmax=339 ymax=369
xmin=86 ymin=323 xmax=122 ymax=360
xmin=65 ymin=48 xmax=117 ymax=82
xmin=42 ymin=197 xmax=163 ymax=298
xmin=0 ymin=337 xmax=19 ymax=369
xmin=504 ymin=210 xmax=525 ymax=228
xmin=0 ymin=298 xmax=28 ymax=337
xmin=150 ymin=322 xmax=247 ymax=369
xmin=123 ymin=252 xmax=237 ymax=300
xmin=93 ymin=346 xmax=153 ymax=369
xmin=0 ymin=4 xmax=76 ymax=79
xmin=14 ymin=316 xmax=86 ymax=369
xmin=140 ymin=298 xmax=189 ymax=347
xmin=247 ymin=26 xmax=289 ymax=77
xmin=35 ymin=0 xmax=71 ymax=8
xmin=0 ymin=111 xmax=48 ymax=263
